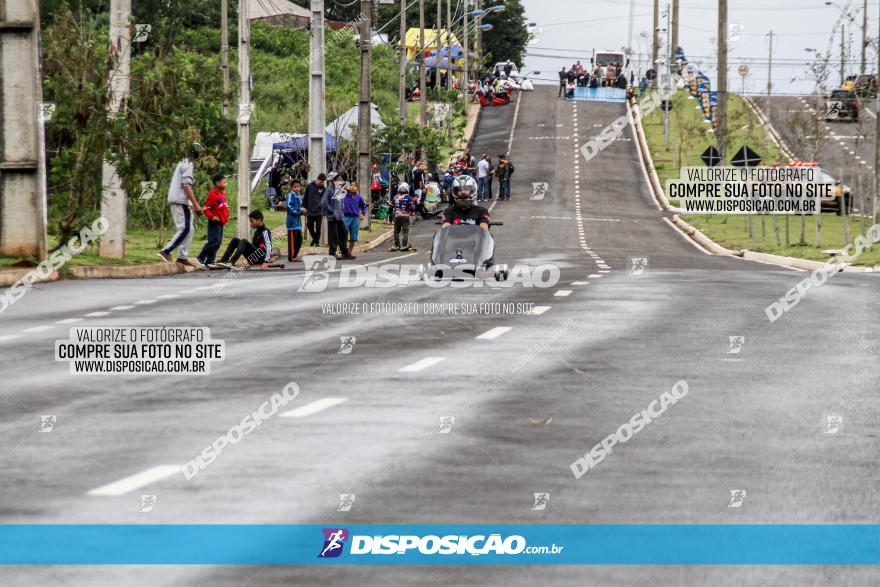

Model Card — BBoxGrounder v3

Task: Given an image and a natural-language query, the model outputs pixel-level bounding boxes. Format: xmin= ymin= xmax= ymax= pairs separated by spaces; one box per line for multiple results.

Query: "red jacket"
xmin=203 ymin=188 xmax=229 ymax=224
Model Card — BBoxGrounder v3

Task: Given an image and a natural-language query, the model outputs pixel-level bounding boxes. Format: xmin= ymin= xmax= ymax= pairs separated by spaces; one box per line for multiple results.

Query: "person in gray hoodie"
xmin=320 ymin=173 xmax=356 ymax=260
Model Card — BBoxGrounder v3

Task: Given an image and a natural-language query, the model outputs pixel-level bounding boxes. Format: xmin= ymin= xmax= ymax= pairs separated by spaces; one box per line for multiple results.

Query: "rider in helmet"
xmin=442 ymin=175 xmax=490 ymax=230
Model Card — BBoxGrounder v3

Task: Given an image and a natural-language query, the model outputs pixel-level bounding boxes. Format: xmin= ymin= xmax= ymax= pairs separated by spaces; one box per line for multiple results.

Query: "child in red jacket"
xmin=197 ymin=174 xmax=229 ymax=266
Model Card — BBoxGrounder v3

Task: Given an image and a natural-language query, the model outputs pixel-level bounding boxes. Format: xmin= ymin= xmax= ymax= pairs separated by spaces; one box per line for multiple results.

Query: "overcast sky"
xmin=521 ymin=0 xmax=880 ymax=95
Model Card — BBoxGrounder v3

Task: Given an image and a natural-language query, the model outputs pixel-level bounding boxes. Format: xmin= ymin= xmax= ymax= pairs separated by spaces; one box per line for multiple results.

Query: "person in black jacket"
xmin=302 ymin=173 xmax=327 ymax=247
xmin=217 ymin=210 xmax=274 ymax=269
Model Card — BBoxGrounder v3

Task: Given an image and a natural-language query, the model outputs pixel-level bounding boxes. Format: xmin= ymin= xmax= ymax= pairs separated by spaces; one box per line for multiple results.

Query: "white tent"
xmin=252 ymin=131 xmax=302 ymax=161
xmin=325 ymin=104 xmax=385 ymax=142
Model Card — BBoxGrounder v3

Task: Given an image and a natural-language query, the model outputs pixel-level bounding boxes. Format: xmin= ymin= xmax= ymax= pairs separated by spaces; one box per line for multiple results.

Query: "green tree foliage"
xmin=42 ymin=6 xmax=234 ymax=241
xmin=482 ymin=0 xmax=528 ymax=68
xmin=372 ymin=119 xmax=447 ymax=172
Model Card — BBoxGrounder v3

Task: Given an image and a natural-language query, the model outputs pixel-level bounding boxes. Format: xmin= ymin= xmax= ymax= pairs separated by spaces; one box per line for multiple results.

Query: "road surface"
xmin=1 ymin=86 xmax=878 ymax=585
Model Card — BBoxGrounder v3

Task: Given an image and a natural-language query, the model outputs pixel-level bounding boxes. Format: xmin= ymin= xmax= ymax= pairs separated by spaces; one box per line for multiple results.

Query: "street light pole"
xmin=446 ymin=0 xmax=453 ymax=143
xmin=399 ymin=0 xmax=407 ymax=122
xmin=419 ymin=0 xmax=427 ymax=125
xmin=463 ymin=5 xmax=470 ymax=118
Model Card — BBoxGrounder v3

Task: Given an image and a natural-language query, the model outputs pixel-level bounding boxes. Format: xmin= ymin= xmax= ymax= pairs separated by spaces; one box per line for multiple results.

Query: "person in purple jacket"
xmin=343 ymin=180 xmax=368 ymax=253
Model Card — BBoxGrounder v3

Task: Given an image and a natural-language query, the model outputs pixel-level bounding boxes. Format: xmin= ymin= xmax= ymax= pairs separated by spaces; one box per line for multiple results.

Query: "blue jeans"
xmin=478 ymin=176 xmax=491 ymax=200
xmin=197 ymin=219 xmax=224 ymax=265
xmin=499 ymin=178 xmax=511 ymax=199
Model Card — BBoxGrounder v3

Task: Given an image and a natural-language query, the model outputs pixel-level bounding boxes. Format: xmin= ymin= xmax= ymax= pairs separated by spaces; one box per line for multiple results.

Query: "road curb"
xmin=0 ymin=268 xmax=61 ymax=288
xmin=69 ymin=262 xmax=189 ymax=279
xmin=628 ymin=95 xmax=873 ymax=273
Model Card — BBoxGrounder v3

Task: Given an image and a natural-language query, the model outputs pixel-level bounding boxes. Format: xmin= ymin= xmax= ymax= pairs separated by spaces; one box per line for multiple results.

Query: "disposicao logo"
xmin=318 ymin=528 xmax=349 ymax=558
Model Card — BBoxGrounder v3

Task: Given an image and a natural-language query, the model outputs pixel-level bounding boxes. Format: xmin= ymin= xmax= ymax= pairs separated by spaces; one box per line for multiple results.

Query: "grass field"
xmin=641 ymin=89 xmax=879 ymax=266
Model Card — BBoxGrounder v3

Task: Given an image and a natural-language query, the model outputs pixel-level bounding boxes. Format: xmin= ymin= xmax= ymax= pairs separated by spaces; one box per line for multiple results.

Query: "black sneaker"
xmin=339 ymin=254 xmax=357 ymax=260
xmin=403 ymin=246 xmax=417 ymax=252
xmin=389 ymin=245 xmax=401 ymax=252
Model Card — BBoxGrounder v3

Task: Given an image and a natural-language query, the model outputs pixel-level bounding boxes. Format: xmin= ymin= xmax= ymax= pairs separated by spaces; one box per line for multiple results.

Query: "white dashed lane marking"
xmin=528 ymin=306 xmax=551 ymax=315
xmin=22 ymin=325 xmax=52 ymax=333
xmin=56 ymin=318 xmax=83 ymax=324
xmin=554 ymin=290 xmax=573 ymax=297
xmin=0 ymin=334 xmax=22 ymax=341
xmin=84 ymin=312 xmax=110 ymax=317
xmin=399 ymin=357 xmax=446 ymax=372
xmin=476 ymin=327 xmax=513 ymax=340
xmin=135 ymin=300 xmax=157 ymax=305
xmin=281 ymin=397 xmax=348 ymax=418
xmin=87 ymin=465 xmax=181 ymax=497
xmin=109 ymin=306 xmax=135 ymax=311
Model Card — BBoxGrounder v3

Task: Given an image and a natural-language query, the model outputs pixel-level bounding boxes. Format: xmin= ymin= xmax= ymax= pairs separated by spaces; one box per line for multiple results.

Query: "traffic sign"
xmin=700 ymin=146 xmax=721 ymax=167
xmin=737 ymin=64 xmax=750 ymax=77
xmin=731 ymin=145 xmax=762 ymax=168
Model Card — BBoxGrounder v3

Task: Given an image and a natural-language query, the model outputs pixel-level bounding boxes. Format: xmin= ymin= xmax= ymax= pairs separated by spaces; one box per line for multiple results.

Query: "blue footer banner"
xmin=0 ymin=525 xmax=878 ymax=564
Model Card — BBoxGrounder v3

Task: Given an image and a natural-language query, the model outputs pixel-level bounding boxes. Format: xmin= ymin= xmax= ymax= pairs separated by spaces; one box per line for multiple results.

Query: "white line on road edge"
xmin=528 ymin=306 xmax=551 ymax=315
xmin=554 ymin=290 xmax=573 ymax=297
xmin=399 ymin=357 xmax=446 ymax=372
xmin=507 ymin=89 xmax=523 ymax=155
xmin=87 ymin=465 xmax=181 ymax=497
xmin=22 ymin=325 xmax=52 ymax=333
xmin=281 ymin=397 xmax=348 ymax=418
xmin=476 ymin=326 xmax=513 ymax=340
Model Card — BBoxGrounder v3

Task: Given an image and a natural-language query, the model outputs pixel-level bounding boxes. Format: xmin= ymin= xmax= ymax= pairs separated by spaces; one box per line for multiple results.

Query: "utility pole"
xmin=652 ymin=0 xmax=659 ymax=85
xmin=238 ymin=0 xmax=252 ymax=239
xmin=840 ymin=23 xmax=846 ymax=86
xmin=399 ymin=0 xmax=407 ymax=122
xmin=671 ymin=0 xmax=679 ymax=56
xmin=475 ymin=0 xmax=482 ymax=68
xmin=766 ymin=30 xmax=773 ymax=122
xmin=875 ymin=0 xmax=880 ymax=223
xmin=419 ymin=0 xmax=427 ymax=125
xmin=627 ymin=0 xmax=635 ymax=56
xmin=221 ymin=0 xmax=230 ymax=118
xmin=0 ymin=0 xmax=48 ymax=259
xmin=463 ymin=4 xmax=470 ymax=117
xmin=717 ymin=0 xmax=728 ymax=160
xmin=446 ymin=0 xmax=453 ymax=142
xmin=861 ymin=0 xmax=867 ymax=74
xmin=663 ymin=2 xmax=670 ymax=147
xmin=100 ymin=0 xmax=131 ymax=259
xmin=308 ymin=0 xmax=326 ymax=182
xmin=358 ymin=0 xmax=373 ymax=229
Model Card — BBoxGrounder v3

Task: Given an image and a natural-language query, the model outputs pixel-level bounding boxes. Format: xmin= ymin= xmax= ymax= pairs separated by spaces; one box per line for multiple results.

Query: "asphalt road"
xmin=1 ymin=86 xmax=879 ymax=586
